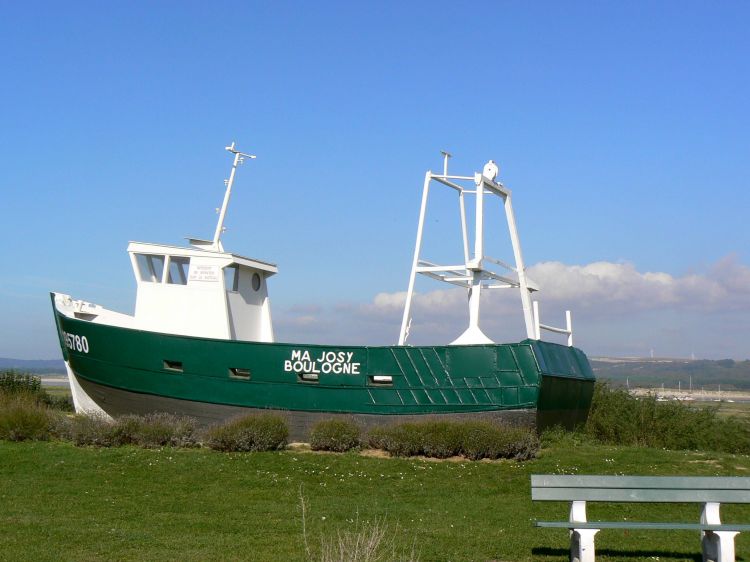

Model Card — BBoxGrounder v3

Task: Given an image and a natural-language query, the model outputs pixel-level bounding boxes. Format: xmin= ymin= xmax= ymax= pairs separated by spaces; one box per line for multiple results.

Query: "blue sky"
xmin=1 ymin=2 xmax=749 ymax=359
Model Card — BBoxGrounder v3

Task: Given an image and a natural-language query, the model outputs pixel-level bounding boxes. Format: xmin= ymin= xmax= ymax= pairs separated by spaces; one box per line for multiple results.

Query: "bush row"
xmin=309 ymin=417 xmax=539 ymax=460
xmin=367 ymin=420 xmax=539 ymax=460
xmin=58 ymin=413 xmax=201 ymax=448
xmin=581 ymin=382 xmax=750 ymax=454
xmin=0 ymin=373 xmax=288 ymax=450
xmin=0 ymin=394 xmax=536 ymax=460
xmin=0 ymin=399 xmax=289 ymax=451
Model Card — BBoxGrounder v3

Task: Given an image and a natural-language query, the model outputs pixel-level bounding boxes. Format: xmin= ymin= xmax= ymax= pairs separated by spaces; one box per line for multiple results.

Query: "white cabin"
xmin=127 ymin=241 xmax=277 ymax=341
xmin=117 ymin=143 xmax=277 ymax=342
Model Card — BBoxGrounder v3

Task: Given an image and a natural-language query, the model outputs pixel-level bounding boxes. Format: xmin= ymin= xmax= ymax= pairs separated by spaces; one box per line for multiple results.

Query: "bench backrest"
xmin=531 ymin=475 xmax=750 ymax=504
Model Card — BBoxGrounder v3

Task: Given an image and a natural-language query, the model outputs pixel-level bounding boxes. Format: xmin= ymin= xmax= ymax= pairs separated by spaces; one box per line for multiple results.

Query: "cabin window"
xmin=136 ymin=254 xmax=165 ymax=283
xmin=224 ymin=265 xmax=239 ymax=292
xmin=252 ymin=272 xmax=261 ymax=291
xmin=167 ymin=256 xmax=190 ymax=285
xmin=229 ymin=368 xmax=251 ymax=379
xmin=163 ymin=359 xmax=183 ymax=372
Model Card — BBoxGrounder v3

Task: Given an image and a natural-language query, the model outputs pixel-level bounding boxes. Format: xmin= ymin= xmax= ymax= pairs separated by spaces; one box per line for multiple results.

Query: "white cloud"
xmin=353 ymin=256 xmax=750 ymax=322
xmin=274 ymin=256 xmax=750 ymax=358
xmin=527 ymin=256 xmax=750 ymax=313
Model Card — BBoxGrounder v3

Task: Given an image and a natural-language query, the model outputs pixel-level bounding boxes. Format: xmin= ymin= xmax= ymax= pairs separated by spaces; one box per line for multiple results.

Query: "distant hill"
xmin=592 ymin=357 xmax=750 ymax=390
xmin=0 ymin=357 xmax=66 ymax=374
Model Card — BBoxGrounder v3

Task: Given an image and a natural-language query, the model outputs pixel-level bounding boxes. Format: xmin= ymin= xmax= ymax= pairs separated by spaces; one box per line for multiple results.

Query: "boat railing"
xmin=533 ymin=301 xmax=574 ymax=346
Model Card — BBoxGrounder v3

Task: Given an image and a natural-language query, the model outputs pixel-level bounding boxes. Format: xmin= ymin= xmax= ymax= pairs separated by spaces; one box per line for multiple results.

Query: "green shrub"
xmin=368 ymin=423 xmax=425 ymax=457
xmin=42 ymin=393 xmax=74 ymax=412
xmin=0 ymin=392 xmax=56 ymax=442
xmin=584 ymin=382 xmax=750 ymax=454
xmin=56 ymin=412 xmax=200 ymax=448
xmin=204 ymin=413 xmax=288 ymax=452
xmin=0 ymin=371 xmax=72 ymax=441
xmin=57 ymin=413 xmax=118 ymax=446
xmin=461 ymin=421 xmax=505 ymax=460
xmin=418 ymin=421 xmax=463 ymax=459
xmin=108 ymin=415 xmax=141 ymax=446
xmin=112 ymin=413 xmax=199 ymax=448
xmin=309 ymin=419 xmax=361 ymax=452
xmin=366 ymin=426 xmax=390 ymax=451
xmin=501 ymin=427 xmax=541 ymax=461
xmin=539 ymin=425 xmax=594 ymax=448
xmin=0 ymin=370 xmax=43 ymax=395
xmin=0 ymin=370 xmax=74 ymax=411
xmin=366 ymin=419 xmax=539 ymax=461
xmin=460 ymin=421 xmax=539 ymax=460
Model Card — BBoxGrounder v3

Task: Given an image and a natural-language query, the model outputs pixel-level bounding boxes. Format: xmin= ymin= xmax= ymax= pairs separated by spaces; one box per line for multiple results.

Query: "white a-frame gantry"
xmin=398 ymin=154 xmax=573 ymax=346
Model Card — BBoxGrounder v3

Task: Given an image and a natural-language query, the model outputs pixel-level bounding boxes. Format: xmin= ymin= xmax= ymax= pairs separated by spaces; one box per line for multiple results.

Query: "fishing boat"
xmin=51 ymin=144 xmax=595 ymax=439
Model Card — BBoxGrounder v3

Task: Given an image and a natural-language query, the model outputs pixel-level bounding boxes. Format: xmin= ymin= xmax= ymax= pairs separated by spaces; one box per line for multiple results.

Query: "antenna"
xmin=440 ymin=150 xmax=452 ymax=176
xmin=211 ymin=142 xmax=256 ymax=251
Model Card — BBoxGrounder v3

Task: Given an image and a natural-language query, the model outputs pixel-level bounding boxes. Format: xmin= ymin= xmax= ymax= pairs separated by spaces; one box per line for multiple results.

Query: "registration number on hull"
xmin=63 ymin=331 xmax=89 ymax=354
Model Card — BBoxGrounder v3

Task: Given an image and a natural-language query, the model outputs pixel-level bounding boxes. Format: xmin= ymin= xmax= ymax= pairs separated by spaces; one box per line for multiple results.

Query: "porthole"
xmin=252 ymin=273 xmax=261 ymax=291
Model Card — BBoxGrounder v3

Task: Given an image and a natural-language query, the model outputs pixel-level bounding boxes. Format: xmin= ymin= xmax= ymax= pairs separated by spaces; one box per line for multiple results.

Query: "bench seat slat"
xmin=534 ymin=521 xmax=750 ymax=531
xmin=532 ymin=475 xmax=750 ymax=491
xmin=532 ymin=488 xmax=750 ymax=503
xmin=531 ymin=475 xmax=750 ymax=504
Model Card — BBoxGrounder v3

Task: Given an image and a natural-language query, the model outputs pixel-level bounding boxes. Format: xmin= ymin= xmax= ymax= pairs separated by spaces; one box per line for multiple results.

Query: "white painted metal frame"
xmin=701 ymin=502 xmax=739 ymax=562
xmin=565 ymin=500 xmax=739 ymax=562
xmin=398 ymin=157 xmax=539 ymax=345
xmin=569 ymin=501 xmax=598 ymax=562
xmin=533 ymin=301 xmax=574 ymax=346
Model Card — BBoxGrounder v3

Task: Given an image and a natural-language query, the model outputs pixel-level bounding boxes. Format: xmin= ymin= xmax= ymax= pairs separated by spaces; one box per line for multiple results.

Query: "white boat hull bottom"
xmin=65 ymin=361 xmax=112 ymax=420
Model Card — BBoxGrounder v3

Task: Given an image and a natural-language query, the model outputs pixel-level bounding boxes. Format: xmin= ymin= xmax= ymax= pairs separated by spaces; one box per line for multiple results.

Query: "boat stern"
xmin=527 ymin=339 xmax=596 ymax=430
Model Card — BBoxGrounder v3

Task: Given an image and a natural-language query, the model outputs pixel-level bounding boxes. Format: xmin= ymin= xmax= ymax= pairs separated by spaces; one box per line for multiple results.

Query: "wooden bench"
xmin=531 ymin=475 xmax=750 ymax=562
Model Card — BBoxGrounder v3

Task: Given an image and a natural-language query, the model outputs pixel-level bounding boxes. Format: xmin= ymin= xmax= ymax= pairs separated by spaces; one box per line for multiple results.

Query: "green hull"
xmin=52 ymin=298 xmax=595 ymax=434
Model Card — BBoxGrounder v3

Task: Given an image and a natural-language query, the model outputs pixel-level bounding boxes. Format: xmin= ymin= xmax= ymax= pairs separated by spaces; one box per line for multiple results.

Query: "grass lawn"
xmin=2 ymin=439 xmax=750 ymax=561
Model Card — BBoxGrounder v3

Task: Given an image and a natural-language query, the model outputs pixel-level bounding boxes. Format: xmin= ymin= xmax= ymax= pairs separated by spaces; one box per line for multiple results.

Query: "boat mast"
xmin=211 ymin=142 xmax=256 ymax=251
xmin=398 ymin=154 xmax=551 ymax=346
